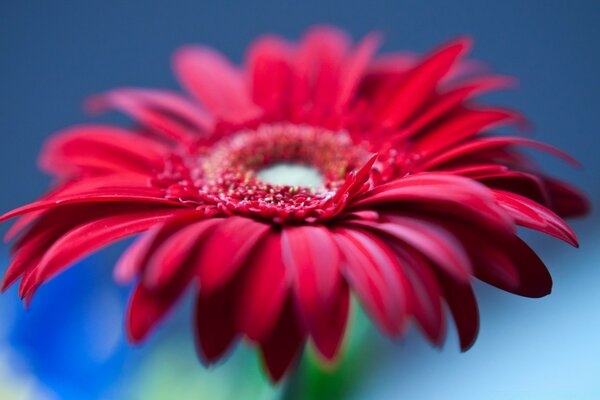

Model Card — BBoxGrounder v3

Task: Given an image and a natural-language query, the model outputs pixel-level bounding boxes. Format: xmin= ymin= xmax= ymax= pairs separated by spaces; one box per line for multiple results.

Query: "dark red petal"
xmin=259 ymin=297 xmax=306 ymax=382
xmin=444 ymin=164 xmax=509 ymax=179
xmin=439 ymin=221 xmax=521 ymax=292
xmin=504 ymin=237 xmax=552 ymax=298
xmin=197 ymin=217 xmax=270 ymax=294
xmin=469 ymin=242 xmax=521 ymax=292
xmin=310 ymin=280 xmax=350 ymax=361
xmin=2 ymin=238 xmax=47 ymax=292
xmin=438 ymin=276 xmax=479 ymax=351
xmin=543 ymin=177 xmax=590 ymax=218
xmin=236 ymin=231 xmax=290 ymax=341
xmin=493 ymin=190 xmax=578 ymax=246
xmin=475 ymin=170 xmax=550 ymax=207
xmin=388 ymin=242 xmax=446 ymax=345
xmin=194 ymin=283 xmax=239 ymax=364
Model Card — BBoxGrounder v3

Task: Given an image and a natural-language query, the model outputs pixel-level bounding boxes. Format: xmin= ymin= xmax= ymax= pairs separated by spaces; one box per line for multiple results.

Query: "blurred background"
xmin=1 ymin=1 xmax=598 ymax=399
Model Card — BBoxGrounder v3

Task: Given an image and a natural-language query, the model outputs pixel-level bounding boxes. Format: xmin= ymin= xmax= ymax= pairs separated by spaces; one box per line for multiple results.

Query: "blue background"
xmin=1 ymin=1 xmax=599 ymax=399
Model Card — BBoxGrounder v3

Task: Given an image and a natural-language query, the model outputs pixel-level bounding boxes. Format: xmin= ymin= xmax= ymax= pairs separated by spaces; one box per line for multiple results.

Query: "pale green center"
xmin=256 ymin=162 xmax=324 ymax=188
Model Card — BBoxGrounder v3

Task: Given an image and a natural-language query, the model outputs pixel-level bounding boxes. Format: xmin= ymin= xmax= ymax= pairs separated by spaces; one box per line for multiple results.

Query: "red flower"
xmin=1 ymin=26 xmax=588 ymax=382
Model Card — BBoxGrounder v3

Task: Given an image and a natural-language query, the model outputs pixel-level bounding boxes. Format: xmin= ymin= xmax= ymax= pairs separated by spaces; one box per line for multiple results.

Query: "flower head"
xmin=1 ymin=26 xmax=588 ymax=382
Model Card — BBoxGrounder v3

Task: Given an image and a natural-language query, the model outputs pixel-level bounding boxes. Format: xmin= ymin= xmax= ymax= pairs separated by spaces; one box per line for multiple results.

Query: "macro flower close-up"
xmin=0 ymin=25 xmax=589 ymax=382
xmin=2 ymin=2 xmax=599 ymax=398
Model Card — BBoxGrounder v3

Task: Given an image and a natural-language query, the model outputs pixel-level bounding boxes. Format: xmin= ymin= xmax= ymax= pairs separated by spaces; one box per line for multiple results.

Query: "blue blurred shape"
xmin=2 ymin=254 xmax=130 ymax=399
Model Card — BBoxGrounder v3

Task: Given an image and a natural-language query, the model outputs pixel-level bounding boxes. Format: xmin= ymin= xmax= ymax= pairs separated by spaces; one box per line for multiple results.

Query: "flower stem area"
xmin=283 ymin=302 xmax=373 ymax=400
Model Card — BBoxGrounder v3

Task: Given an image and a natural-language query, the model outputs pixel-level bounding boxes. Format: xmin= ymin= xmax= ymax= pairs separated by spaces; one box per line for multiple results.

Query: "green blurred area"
xmin=124 ymin=301 xmax=374 ymax=400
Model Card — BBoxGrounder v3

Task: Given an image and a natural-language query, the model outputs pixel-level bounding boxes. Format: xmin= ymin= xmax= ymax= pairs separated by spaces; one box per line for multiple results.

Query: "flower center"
xmin=199 ymin=123 xmax=364 ymax=186
xmin=161 ymin=123 xmax=371 ymax=223
xmin=256 ymin=163 xmax=324 ymax=188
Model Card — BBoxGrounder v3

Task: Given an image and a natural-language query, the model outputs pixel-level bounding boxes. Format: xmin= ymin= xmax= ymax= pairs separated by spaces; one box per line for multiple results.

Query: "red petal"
xmin=351 ymin=173 xmax=514 ymax=232
xmin=336 ymin=32 xmax=381 ymax=108
xmin=4 ymin=211 xmax=43 ymax=242
xmin=493 ymin=190 xmax=578 ymax=246
xmin=4 ymin=203 xmax=165 ymax=292
xmin=197 ymin=217 xmax=269 ymax=294
xmin=173 ymin=46 xmax=261 ymax=122
xmin=444 ymin=164 xmax=509 ymax=179
xmin=473 ymin=170 xmax=550 ymax=207
xmin=350 ymin=216 xmax=472 ymax=282
xmin=126 ymin=279 xmax=190 ymax=342
xmin=0 ymin=192 xmax=178 ymax=223
xmin=439 ymin=221 xmax=521 ymax=292
xmin=470 ymin=243 xmax=521 ymax=292
xmin=246 ymin=35 xmax=294 ymax=114
xmin=309 ymin=280 xmax=350 ymax=361
xmin=194 ymin=283 xmax=239 ymax=364
xmin=23 ymin=208 xmax=182 ymax=299
xmin=86 ymin=89 xmax=212 ymax=141
xmin=426 ymin=216 xmax=548 ymax=298
xmin=259 ymin=297 xmax=306 ymax=382
xmin=236 ymin=231 xmax=290 ymax=341
xmin=397 ymin=75 xmax=516 ymax=140
xmin=296 ymin=26 xmax=350 ymax=116
xmin=543 ymin=177 xmax=590 ymax=218
xmin=421 ymin=136 xmax=580 ymax=170
xmin=2 ymin=238 xmax=47 ymax=292
xmin=39 ymin=124 xmax=168 ymax=177
xmin=438 ymin=276 xmax=479 ymax=351
xmin=114 ymin=228 xmax=161 ymax=285
xmin=416 ymin=107 xmax=521 ymax=157
xmin=504 ymin=237 xmax=552 ymax=298
xmin=281 ymin=225 xmax=342 ymax=318
xmin=375 ymin=37 xmax=471 ymax=128
xmin=333 ymin=227 xmax=410 ymax=336
xmin=388 ymin=242 xmax=445 ymax=345
xmin=331 ymin=153 xmax=377 ymax=204
xmin=143 ymin=219 xmax=221 ymax=289
xmin=114 ymin=212 xmax=205 ymax=284
xmin=281 ymin=225 xmax=348 ymax=360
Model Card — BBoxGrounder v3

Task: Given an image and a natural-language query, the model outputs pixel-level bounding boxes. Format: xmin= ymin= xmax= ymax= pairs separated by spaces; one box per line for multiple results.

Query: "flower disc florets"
xmin=161 ymin=123 xmax=371 ymax=223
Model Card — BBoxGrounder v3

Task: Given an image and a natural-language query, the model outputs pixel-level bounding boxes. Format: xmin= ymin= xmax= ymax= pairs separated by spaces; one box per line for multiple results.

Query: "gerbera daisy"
xmin=1 ymin=26 xmax=588 ymax=382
